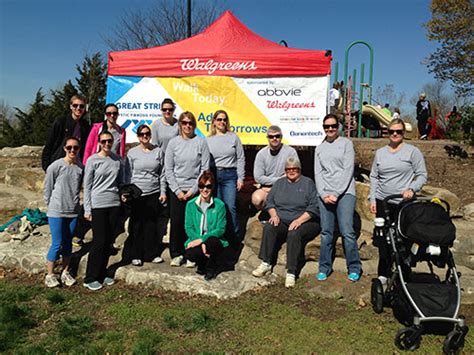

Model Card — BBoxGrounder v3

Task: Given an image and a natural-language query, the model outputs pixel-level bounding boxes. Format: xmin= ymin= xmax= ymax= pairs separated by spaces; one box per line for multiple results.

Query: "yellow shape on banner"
xmin=157 ymin=77 xmax=276 ymax=145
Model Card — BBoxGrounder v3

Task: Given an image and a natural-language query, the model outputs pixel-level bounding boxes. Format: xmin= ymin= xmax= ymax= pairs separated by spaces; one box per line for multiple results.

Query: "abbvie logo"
xmin=257 ymin=88 xmax=302 ymax=96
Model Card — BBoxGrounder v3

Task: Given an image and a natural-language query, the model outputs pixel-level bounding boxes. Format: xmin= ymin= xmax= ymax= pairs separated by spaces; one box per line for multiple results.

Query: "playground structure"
xmin=333 ymin=41 xmax=414 ymax=139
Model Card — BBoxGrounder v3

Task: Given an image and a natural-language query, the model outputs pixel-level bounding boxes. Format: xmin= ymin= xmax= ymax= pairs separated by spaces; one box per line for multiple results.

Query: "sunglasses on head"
xmin=65 ymin=145 xmax=80 ymax=152
xmin=215 ymin=117 xmax=227 ymax=122
xmin=100 ymin=138 xmax=113 ymax=144
xmin=72 ymin=103 xmax=85 ymax=109
xmin=105 ymin=111 xmax=119 ymax=117
xmin=162 ymin=108 xmax=174 ymax=113
xmin=137 ymin=131 xmax=151 ymax=137
xmin=181 ymin=120 xmax=194 ymax=126
xmin=323 ymin=123 xmax=338 ymax=130
xmin=267 ymin=134 xmax=282 ymax=139
xmin=198 ymin=184 xmax=213 ymax=190
xmin=388 ymin=129 xmax=404 ymax=135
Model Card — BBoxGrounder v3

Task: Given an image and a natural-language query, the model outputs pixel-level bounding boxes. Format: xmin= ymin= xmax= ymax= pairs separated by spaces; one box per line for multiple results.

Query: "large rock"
xmin=463 ymin=203 xmax=474 ymax=221
xmin=421 ymin=186 xmax=461 ymax=217
xmin=0 ymin=146 xmax=43 ymax=183
xmin=452 ymin=219 xmax=474 ymax=270
xmin=4 ymin=168 xmax=44 ymax=193
xmin=0 ymin=145 xmax=43 ymax=158
xmin=355 ymin=182 xmax=372 ymax=221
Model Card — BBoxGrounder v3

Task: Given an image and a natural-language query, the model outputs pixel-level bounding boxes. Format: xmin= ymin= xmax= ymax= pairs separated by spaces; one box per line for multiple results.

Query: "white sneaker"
xmin=170 ymin=255 xmax=184 ymax=267
xmin=152 ymin=256 xmax=164 ymax=264
xmin=185 ymin=260 xmax=196 ymax=268
xmin=285 ymin=273 xmax=296 ymax=288
xmin=252 ymin=262 xmax=272 ymax=277
xmin=61 ymin=271 xmax=76 ymax=287
xmin=378 ymin=276 xmax=388 ymax=285
xmin=45 ymin=274 xmax=60 ymax=288
xmin=131 ymin=259 xmax=143 ymax=266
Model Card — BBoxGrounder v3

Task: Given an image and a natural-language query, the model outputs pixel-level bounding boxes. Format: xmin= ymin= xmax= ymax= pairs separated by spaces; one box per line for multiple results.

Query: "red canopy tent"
xmin=108 ymin=10 xmax=331 ymax=77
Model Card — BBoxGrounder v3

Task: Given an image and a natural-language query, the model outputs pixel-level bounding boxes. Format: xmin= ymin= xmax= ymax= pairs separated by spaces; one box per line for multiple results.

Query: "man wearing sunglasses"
xmin=251 ymin=125 xmax=297 ymax=213
xmin=42 ymin=95 xmax=91 ymax=171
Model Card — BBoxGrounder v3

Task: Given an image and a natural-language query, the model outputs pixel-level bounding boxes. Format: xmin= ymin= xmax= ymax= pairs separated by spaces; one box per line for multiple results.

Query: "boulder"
xmin=463 ymin=203 xmax=474 ymax=221
xmin=0 ymin=145 xmax=43 ymax=158
xmin=355 ymin=182 xmax=372 ymax=221
xmin=421 ymin=186 xmax=461 ymax=217
xmin=451 ymin=219 xmax=474 ymax=270
xmin=4 ymin=168 xmax=44 ymax=193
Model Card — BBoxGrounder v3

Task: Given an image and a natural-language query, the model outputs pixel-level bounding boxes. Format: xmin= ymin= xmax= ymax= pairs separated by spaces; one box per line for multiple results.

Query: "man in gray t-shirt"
xmin=252 ymin=125 xmax=297 ymax=210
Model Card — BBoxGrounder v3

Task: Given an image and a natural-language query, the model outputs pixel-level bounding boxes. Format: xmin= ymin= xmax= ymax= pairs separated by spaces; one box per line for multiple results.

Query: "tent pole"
xmin=187 ymin=0 xmax=192 ymax=38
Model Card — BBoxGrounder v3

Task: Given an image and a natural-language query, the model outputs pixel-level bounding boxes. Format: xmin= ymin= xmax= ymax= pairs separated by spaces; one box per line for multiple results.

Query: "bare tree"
xmin=104 ymin=0 xmax=225 ymax=50
xmin=373 ymin=84 xmax=406 ymax=110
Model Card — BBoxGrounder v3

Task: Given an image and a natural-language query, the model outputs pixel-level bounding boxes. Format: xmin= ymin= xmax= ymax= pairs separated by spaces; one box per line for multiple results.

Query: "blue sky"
xmin=0 ymin=0 xmax=439 ymax=114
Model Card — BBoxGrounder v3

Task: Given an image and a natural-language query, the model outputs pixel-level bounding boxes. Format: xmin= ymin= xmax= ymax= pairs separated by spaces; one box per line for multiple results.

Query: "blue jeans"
xmin=47 ymin=217 xmax=77 ymax=262
xmin=215 ymin=168 xmax=239 ymax=236
xmin=318 ymin=194 xmax=361 ymax=275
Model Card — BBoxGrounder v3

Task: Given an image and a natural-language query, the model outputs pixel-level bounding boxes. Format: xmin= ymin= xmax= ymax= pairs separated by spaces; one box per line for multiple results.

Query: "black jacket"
xmin=41 ymin=114 xmax=91 ymax=171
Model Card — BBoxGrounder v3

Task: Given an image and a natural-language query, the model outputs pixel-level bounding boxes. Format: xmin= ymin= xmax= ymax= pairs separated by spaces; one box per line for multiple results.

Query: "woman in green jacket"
xmin=184 ymin=170 xmax=229 ymax=281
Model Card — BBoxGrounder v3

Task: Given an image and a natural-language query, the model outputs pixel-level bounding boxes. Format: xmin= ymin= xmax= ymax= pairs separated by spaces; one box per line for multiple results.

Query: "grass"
xmin=0 ymin=273 xmax=472 ymax=353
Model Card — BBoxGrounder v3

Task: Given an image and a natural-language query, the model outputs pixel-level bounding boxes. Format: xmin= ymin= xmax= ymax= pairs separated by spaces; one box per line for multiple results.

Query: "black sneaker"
xmin=204 ymin=271 xmax=217 ymax=281
xmin=196 ymin=267 xmax=206 ymax=276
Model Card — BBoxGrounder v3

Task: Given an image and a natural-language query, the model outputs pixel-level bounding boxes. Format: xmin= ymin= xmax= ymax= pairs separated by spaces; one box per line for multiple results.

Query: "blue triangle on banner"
xmin=106 ymin=76 xmax=143 ymax=103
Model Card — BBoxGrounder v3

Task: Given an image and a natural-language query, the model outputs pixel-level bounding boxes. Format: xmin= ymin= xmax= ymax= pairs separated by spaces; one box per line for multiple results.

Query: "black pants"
xmin=258 ymin=220 xmax=321 ymax=275
xmin=374 ymin=200 xmax=398 ymax=278
xmin=185 ymin=237 xmax=225 ymax=273
xmin=85 ymin=206 xmax=121 ymax=283
xmin=126 ymin=192 xmax=164 ymax=261
xmin=169 ymin=191 xmax=192 ymax=258
xmin=417 ymin=115 xmax=430 ymax=137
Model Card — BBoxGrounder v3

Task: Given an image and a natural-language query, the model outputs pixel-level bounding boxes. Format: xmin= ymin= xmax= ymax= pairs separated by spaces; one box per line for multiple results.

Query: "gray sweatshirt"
xmin=165 ymin=135 xmax=210 ymax=195
xmin=44 ymin=158 xmax=84 ymax=218
xmin=126 ymin=145 xmax=166 ymax=196
xmin=206 ymin=132 xmax=245 ymax=182
xmin=151 ymin=118 xmax=179 ymax=153
xmin=83 ymin=153 xmax=125 ymax=215
xmin=253 ymin=145 xmax=297 ymax=186
xmin=369 ymin=143 xmax=428 ymax=203
xmin=314 ymin=137 xmax=356 ymax=198
xmin=266 ymin=175 xmax=319 ymax=224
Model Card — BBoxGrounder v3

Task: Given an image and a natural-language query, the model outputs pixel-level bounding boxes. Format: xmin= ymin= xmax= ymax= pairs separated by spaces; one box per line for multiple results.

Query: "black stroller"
xmin=370 ymin=194 xmax=469 ymax=353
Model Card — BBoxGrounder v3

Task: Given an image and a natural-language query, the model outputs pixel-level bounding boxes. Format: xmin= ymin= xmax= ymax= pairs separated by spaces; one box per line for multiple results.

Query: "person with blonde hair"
xmin=165 ymin=111 xmax=210 ymax=267
xmin=206 ymin=110 xmax=245 ymax=239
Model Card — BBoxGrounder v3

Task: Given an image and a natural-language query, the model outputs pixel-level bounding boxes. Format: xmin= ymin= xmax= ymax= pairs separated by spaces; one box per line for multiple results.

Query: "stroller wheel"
xmin=395 ymin=327 xmax=421 ymax=351
xmin=443 ymin=326 xmax=468 ymax=354
xmin=371 ymin=279 xmax=384 ymax=314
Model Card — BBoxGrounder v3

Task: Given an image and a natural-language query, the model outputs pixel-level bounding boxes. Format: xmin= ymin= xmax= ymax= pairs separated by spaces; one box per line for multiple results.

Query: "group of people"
xmin=42 ymin=95 xmax=427 ymax=290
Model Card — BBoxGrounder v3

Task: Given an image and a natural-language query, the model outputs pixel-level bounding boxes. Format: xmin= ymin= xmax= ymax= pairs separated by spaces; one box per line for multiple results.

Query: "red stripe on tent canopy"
xmin=108 ymin=11 xmax=331 ymax=77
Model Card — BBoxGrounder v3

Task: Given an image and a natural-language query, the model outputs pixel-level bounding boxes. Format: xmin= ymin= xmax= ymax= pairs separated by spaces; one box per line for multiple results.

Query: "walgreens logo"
xmin=180 ymin=59 xmax=258 ymax=74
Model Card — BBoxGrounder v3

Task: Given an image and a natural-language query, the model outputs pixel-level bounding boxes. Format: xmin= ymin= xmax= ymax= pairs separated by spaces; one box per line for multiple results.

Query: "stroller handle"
xmin=382 ymin=194 xmax=406 ymax=220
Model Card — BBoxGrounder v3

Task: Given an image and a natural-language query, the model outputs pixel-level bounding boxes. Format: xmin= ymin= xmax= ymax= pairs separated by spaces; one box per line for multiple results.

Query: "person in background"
xmin=314 ymin=113 xmax=361 ymax=282
xmin=329 ymin=82 xmax=340 ymax=115
xmin=83 ymin=104 xmax=126 ymax=164
xmin=151 ymin=98 xmax=179 ymax=153
xmin=184 ymin=171 xmax=229 ymax=281
xmin=125 ymin=124 xmax=166 ymax=266
xmin=252 ymin=126 xmax=297 ymax=213
xmin=392 ymin=107 xmax=401 ymax=120
xmin=42 ymin=95 xmax=91 ymax=171
xmin=382 ymin=103 xmax=392 ymax=117
xmin=416 ymin=93 xmax=432 ymax=140
xmin=165 ymin=111 xmax=210 ymax=267
xmin=252 ymin=156 xmax=320 ymax=288
xmin=43 ymin=137 xmax=84 ymax=288
xmin=369 ymin=118 xmax=427 ymax=286
xmin=83 ymin=131 xmax=125 ymax=291
xmin=206 ymin=110 xmax=245 ymax=240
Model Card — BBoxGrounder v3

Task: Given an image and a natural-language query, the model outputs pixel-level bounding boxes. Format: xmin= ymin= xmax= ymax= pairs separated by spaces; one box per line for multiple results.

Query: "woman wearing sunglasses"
xmin=252 ymin=156 xmax=320 ymax=288
xmin=83 ymin=131 xmax=125 ymax=291
xmin=151 ymin=98 xmax=179 ymax=153
xmin=125 ymin=124 xmax=167 ymax=266
xmin=314 ymin=114 xmax=361 ymax=282
xmin=43 ymin=137 xmax=84 ymax=288
xmin=83 ymin=104 xmax=126 ymax=164
xmin=165 ymin=112 xmax=210 ymax=267
xmin=184 ymin=171 xmax=229 ymax=280
xmin=369 ymin=118 xmax=427 ymax=286
xmin=206 ymin=110 xmax=245 ymax=240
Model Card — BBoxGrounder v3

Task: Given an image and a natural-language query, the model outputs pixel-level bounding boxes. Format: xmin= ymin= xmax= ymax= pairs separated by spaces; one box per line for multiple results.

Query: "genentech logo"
xmin=180 ymin=59 xmax=258 ymax=74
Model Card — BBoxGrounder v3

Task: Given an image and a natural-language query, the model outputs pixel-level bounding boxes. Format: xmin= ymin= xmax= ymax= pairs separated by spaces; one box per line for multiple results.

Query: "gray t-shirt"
xmin=200 ymin=200 xmax=210 ymax=234
xmin=206 ymin=132 xmax=245 ymax=182
xmin=44 ymin=158 xmax=84 ymax=218
xmin=266 ymin=175 xmax=319 ymax=224
xmin=151 ymin=118 xmax=179 ymax=153
xmin=165 ymin=135 xmax=210 ymax=195
xmin=369 ymin=143 xmax=428 ymax=202
xmin=83 ymin=153 xmax=125 ymax=215
xmin=126 ymin=145 xmax=166 ymax=196
xmin=253 ymin=145 xmax=297 ymax=186
xmin=314 ymin=137 xmax=356 ymax=198
xmin=109 ymin=127 xmax=122 ymax=155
